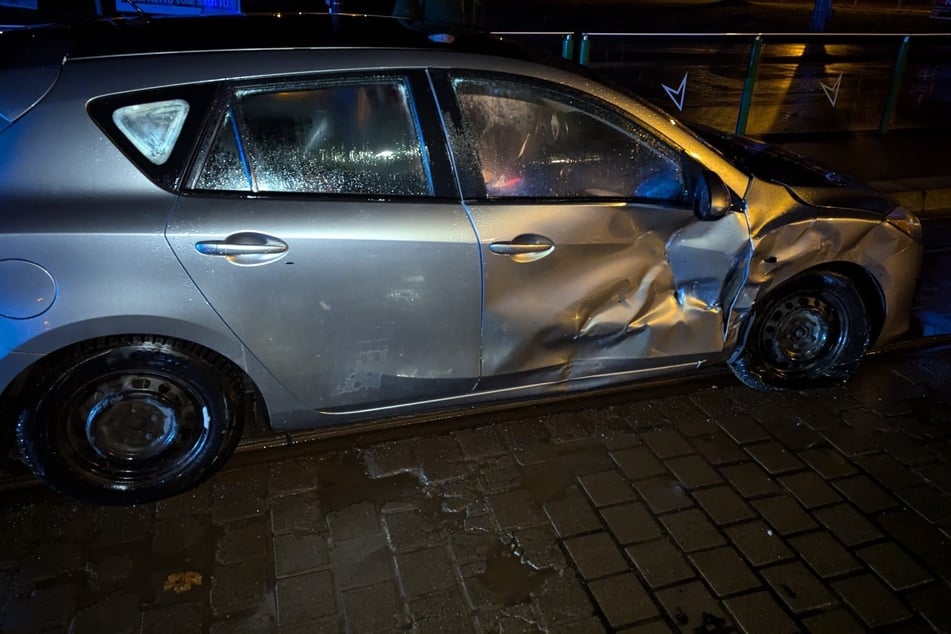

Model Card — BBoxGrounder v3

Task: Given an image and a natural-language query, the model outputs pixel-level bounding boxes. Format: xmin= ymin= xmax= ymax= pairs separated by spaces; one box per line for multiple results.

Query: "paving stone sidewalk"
xmin=2 ymin=342 xmax=951 ymax=633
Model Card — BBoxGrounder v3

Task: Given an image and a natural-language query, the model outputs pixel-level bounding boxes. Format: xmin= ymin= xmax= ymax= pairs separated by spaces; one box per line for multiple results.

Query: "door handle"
xmin=488 ymin=234 xmax=554 ymax=262
xmin=489 ymin=243 xmax=551 ymax=256
xmin=196 ymin=235 xmax=288 ymax=256
xmin=195 ymin=232 xmax=288 ymax=266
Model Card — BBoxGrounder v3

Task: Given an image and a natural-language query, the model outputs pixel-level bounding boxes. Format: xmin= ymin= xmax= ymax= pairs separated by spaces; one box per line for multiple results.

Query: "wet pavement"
xmin=912 ymin=214 xmax=951 ymax=338
xmin=2 ymin=339 xmax=951 ymax=632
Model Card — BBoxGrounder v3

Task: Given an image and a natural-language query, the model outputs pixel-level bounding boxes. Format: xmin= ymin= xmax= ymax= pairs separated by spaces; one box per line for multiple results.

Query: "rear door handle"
xmin=489 ymin=234 xmax=554 ymax=262
xmin=195 ymin=232 xmax=288 ymax=266
xmin=196 ymin=234 xmax=288 ymax=256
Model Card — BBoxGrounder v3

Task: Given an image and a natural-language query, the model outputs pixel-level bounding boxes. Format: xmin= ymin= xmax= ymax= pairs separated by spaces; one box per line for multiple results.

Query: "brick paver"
xmin=2 ymin=344 xmax=951 ymax=632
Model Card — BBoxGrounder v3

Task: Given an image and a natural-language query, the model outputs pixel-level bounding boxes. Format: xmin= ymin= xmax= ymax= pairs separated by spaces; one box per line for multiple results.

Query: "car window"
xmin=112 ymin=99 xmax=190 ymax=166
xmin=451 ymin=77 xmax=687 ymax=202
xmin=89 ymin=83 xmax=216 ymax=192
xmin=195 ymin=78 xmax=432 ymax=196
xmin=194 ymin=109 xmax=251 ymax=191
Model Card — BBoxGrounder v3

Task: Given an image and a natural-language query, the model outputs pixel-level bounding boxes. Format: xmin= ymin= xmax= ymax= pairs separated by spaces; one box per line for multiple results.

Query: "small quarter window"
xmin=112 ymin=99 xmax=190 ymax=166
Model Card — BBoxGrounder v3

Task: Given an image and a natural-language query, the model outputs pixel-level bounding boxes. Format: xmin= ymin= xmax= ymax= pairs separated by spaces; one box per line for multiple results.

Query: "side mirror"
xmin=693 ymin=169 xmax=732 ymax=221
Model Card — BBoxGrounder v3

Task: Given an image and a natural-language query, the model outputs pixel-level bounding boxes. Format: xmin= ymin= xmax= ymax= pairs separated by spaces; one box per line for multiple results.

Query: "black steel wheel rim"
xmin=760 ymin=291 xmax=848 ymax=374
xmin=57 ymin=371 xmax=213 ymax=489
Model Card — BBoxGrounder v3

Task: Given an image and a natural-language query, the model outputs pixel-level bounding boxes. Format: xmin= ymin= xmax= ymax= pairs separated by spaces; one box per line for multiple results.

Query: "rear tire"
xmin=16 ymin=336 xmax=246 ymax=505
xmin=729 ymin=271 xmax=871 ymax=391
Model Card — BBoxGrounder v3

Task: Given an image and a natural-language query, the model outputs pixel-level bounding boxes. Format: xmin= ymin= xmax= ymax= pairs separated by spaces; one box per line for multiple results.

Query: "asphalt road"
xmin=498 ymin=33 xmax=951 ymax=135
xmin=488 ymin=0 xmax=951 ymax=136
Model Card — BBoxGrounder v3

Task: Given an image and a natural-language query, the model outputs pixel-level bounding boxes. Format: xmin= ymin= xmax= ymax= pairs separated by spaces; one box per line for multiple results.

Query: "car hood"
xmin=692 ymin=126 xmax=894 ymax=216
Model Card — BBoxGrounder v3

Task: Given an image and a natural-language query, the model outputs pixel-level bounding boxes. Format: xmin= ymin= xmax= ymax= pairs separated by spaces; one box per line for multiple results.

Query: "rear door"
xmin=432 ymin=71 xmax=750 ymax=385
xmin=167 ymin=71 xmax=482 ymax=411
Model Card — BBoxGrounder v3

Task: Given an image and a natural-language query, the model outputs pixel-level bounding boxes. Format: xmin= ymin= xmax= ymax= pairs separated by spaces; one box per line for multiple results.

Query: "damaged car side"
xmin=695 ymin=128 xmax=922 ymax=390
xmin=0 ymin=14 xmax=922 ymax=504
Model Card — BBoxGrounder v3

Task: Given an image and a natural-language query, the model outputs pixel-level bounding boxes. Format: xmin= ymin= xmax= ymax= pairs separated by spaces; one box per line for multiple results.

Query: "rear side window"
xmin=112 ymin=99 xmax=190 ymax=165
xmin=193 ymin=109 xmax=249 ymax=191
xmin=193 ymin=78 xmax=432 ymax=196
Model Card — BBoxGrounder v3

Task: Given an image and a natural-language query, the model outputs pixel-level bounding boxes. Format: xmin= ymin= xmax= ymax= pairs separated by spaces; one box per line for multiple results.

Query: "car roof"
xmin=0 ymin=12 xmax=572 ymax=70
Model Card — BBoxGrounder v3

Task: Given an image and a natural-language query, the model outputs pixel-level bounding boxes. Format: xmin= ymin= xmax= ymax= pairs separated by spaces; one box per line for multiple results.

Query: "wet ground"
xmin=2 ymin=337 xmax=951 ymax=633
xmin=910 ymin=215 xmax=951 ymax=338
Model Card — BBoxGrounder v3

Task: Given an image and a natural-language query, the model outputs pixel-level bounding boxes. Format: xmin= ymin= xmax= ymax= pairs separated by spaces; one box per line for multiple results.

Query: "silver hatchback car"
xmin=0 ymin=14 xmax=922 ymax=504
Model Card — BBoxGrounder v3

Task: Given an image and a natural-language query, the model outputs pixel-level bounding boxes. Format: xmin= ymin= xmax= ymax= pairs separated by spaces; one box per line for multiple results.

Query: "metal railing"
xmin=496 ymin=31 xmax=951 ymax=137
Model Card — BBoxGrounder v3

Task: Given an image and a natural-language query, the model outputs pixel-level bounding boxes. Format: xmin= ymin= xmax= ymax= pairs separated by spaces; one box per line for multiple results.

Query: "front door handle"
xmin=195 ymin=232 xmax=288 ymax=266
xmin=489 ymin=234 xmax=554 ymax=262
xmin=489 ymin=243 xmax=551 ymax=256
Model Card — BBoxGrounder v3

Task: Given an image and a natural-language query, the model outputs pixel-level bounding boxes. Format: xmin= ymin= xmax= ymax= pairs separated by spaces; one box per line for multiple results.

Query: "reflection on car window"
xmin=195 ymin=79 xmax=431 ymax=196
xmin=194 ymin=109 xmax=251 ymax=191
xmin=452 ymin=78 xmax=686 ymax=202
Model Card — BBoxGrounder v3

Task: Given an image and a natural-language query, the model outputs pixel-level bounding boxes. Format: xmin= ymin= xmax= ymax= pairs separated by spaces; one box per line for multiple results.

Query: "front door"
xmin=437 ymin=72 xmax=750 ymax=384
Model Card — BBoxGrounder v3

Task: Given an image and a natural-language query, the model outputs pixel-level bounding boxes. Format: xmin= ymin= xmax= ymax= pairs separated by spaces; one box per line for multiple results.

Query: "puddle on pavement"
xmin=520 ymin=439 xmax=610 ymax=504
xmin=477 ymin=540 xmax=554 ymax=607
xmin=315 ymin=451 xmax=422 ymax=513
xmin=520 ymin=462 xmax=568 ymax=504
xmin=310 ymin=448 xmax=563 ymax=610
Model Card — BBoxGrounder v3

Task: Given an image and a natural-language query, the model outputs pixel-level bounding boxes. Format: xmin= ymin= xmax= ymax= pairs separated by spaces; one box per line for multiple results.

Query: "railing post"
xmin=879 ymin=35 xmax=911 ymax=134
xmin=578 ymin=33 xmax=590 ymax=65
xmin=561 ymin=33 xmax=574 ymax=61
xmin=736 ymin=35 xmax=763 ymax=136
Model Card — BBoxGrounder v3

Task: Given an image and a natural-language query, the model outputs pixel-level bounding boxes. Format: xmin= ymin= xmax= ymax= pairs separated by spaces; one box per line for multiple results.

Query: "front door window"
xmin=453 ymin=77 xmax=687 ymax=202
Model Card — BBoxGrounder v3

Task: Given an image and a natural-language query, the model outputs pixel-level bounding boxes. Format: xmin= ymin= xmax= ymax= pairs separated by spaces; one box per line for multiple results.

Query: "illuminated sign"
xmin=115 ymin=0 xmax=241 ymax=15
xmin=0 ymin=0 xmax=39 ymax=8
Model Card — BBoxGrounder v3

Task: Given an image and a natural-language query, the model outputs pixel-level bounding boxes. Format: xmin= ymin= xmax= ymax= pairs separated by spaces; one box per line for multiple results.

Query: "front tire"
xmin=729 ymin=271 xmax=871 ymax=391
xmin=16 ymin=336 xmax=246 ymax=505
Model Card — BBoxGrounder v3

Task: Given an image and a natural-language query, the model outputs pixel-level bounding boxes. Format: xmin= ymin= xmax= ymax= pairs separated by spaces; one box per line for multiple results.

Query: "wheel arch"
xmin=11 ymin=334 xmax=264 ymax=505
xmin=802 ymin=261 xmax=885 ymax=345
xmin=2 ymin=324 xmax=271 ymax=431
